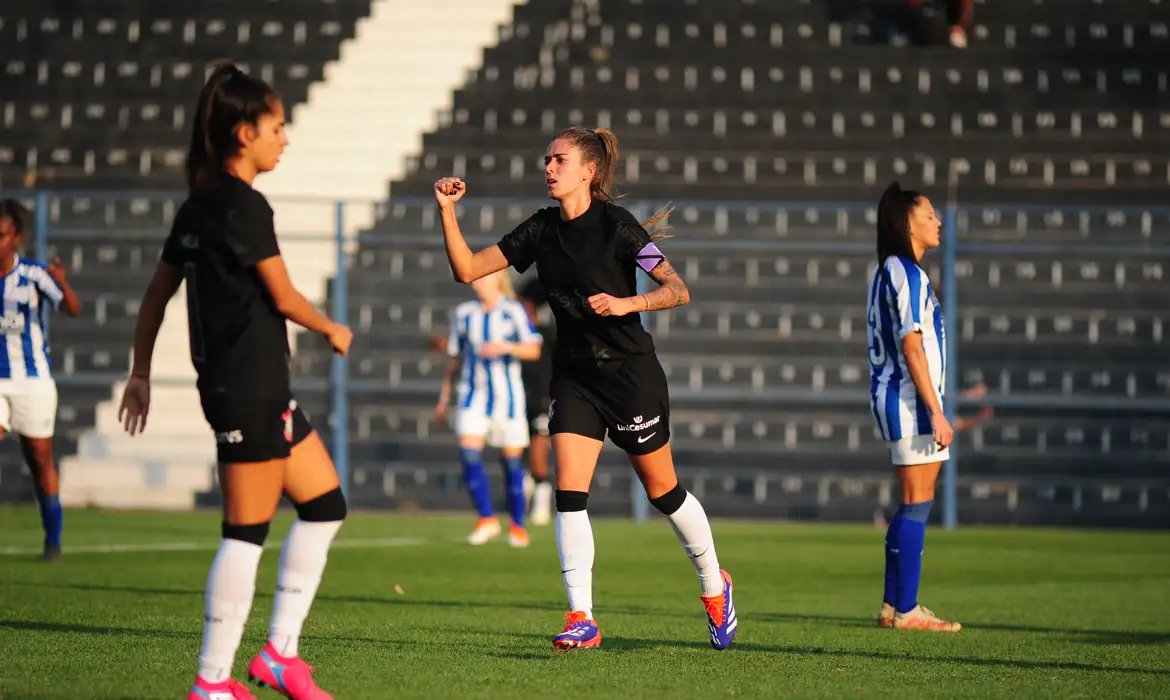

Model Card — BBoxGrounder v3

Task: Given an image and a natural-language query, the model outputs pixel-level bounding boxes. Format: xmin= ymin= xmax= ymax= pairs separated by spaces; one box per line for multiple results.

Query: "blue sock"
xmin=882 ymin=514 xmax=902 ymax=606
xmin=892 ymin=500 xmax=934 ymax=614
xmin=37 ymin=492 xmax=62 ymax=547
xmin=459 ymin=449 xmax=493 ymax=518
xmin=501 ymin=456 xmax=526 ymax=528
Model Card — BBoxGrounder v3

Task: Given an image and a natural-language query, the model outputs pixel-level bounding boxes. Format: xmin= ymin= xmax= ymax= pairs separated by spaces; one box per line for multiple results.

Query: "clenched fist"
xmin=433 ymin=177 xmax=466 ymax=208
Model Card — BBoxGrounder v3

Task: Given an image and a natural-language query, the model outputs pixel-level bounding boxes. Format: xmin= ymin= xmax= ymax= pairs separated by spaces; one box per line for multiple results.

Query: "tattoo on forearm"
xmin=640 ymin=261 xmax=690 ymax=311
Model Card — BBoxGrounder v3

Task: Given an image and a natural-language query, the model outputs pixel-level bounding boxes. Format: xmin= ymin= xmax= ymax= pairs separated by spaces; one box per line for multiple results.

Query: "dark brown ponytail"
xmin=185 ymin=60 xmax=281 ymax=193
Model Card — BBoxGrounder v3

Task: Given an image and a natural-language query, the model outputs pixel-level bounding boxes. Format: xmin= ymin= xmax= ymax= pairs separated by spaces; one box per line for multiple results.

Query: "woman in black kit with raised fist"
xmin=434 ymin=126 xmax=738 ymax=652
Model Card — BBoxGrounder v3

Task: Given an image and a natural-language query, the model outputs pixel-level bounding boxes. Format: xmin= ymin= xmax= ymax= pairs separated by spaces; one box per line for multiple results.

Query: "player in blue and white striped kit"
xmin=866 ymin=182 xmax=960 ymax=633
xmin=435 ymin=270 xmax=543 ymax=547
xmin=0 ymin=199 xmax=81 ymax=562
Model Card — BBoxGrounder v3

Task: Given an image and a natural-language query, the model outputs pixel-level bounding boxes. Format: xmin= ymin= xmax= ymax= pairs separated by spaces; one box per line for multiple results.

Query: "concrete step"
xmin=75 ymin=431 xmax=215 ymax=461
xmin=59 ymin=485 xmax=204 ymax=511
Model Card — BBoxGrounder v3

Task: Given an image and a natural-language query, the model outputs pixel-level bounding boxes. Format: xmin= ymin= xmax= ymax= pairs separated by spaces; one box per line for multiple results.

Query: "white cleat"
xmin=467 ymin=518 xmax=502 ymax=546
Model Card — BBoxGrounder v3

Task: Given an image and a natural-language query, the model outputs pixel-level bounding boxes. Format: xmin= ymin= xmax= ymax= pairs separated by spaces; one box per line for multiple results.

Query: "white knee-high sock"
xmin=667 ymin=493 xmax=724 ymax=597
xmin=556 ymin=510 xmax=595 ymax=617
xmin=268 ymin=519 xmax=343 ymax=657
xmin=198 ymin=539 xmax=264 ymax=683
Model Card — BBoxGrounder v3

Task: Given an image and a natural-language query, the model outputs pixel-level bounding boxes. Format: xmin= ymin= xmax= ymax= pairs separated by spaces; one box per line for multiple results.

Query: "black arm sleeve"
xmin=226 ymin=191 xmax=281 ymax=267
xmin=497 ymin=209 xmax=548 ymax=274
xmin=611 ymin=206 xmax=662 ymax=273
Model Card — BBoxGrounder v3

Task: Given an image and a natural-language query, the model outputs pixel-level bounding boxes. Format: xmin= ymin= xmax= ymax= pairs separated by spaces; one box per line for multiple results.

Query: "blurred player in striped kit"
xmin=866 ymin=182 xmax=961 ymax=633
xmin=436 ymin=270 xmax=543 ymax=547
xmin=0 ymin=199 xmax=81 ymax=562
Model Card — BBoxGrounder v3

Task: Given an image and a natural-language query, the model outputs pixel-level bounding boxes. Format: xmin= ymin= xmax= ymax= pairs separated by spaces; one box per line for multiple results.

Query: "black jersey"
xmin=161 ymin=173 xmax=291 ymax=399
xmin=497 ymin=200 xmax=664 ymax=363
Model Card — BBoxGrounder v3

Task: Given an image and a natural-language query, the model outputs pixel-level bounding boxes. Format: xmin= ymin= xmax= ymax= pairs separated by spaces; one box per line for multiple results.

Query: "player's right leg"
xmin=884 ymin=436 xmax=960 ymax=633
xmin=456 ymin=407 xmax=499 ymax=544
xmin=188 ymin=398 xmax=286 ymax=700
xmin=546 ymin=385 xmax=607 ymax=651
xmin=189 ymin=460 xmax=283 ymax=700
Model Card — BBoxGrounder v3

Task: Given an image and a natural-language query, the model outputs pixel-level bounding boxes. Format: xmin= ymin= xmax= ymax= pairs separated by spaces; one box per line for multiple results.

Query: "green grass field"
xmin=2 ymin=507 xmax=1169 ymax=700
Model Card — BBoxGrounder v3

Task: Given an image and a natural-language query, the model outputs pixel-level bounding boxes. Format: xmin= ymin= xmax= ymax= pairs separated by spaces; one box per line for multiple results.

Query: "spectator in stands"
xmin=0 ymin=199 xmax=81 ymax=563
xmin=867 ymin=181 xmax=961 ymax=633
xmin=897 ymin=0 xmax=974 ymax=48
xmin=434 ymin=270 xmax=542 ymax=547
xmin=433 ymin=126 xmax=738 ymax=652
xmin=516 ymin=276 xmax=556 ymax=526
xmin=118 ymin=60 xmax=351 ymax=700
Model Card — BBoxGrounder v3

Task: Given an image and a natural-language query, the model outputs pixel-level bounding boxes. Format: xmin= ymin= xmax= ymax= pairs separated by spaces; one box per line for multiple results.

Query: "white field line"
xmin=0 ymin=536 xmax=429 ymax=556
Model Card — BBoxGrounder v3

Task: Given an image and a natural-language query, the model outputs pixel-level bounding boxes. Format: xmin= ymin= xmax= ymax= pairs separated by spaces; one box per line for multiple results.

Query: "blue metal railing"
xmin=12 ymin=189 xmax=1170 ymax=527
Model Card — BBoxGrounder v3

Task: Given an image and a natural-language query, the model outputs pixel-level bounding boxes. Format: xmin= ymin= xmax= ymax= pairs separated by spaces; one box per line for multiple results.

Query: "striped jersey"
xmin=447 ymin=297 xmax=542 ymax=420
xmin=866 ymin=256 xmax=946 ymax=441
xmin=0 ymin=256 xmax=64 ymax=380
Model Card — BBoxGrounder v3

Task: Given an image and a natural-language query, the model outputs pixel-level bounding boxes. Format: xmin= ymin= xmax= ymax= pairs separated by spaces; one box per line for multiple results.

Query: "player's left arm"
xmin=636 ymin=256 xmax=690 ymax=312
xmin=43 ymin=258 xmax=81 ymax=317
xmin=589 ymin=218 xmax=690 ymax=317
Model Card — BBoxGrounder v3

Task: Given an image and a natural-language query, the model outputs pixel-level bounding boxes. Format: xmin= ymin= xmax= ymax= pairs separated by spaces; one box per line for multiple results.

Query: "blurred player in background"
xmin=435 ymin=270 xmax=542 ymax=547
xmin=433 ymin=125 xmax=738 ymax=652
xmin=118 ymin=61 xmax=351 ymax=700
xmin=0 ymin=198 xmax=81 ymax=562
xmin=866 ymin=181 xmax=961 ymax=633
xmin=516 ymin=276 xmax=555 ymax=525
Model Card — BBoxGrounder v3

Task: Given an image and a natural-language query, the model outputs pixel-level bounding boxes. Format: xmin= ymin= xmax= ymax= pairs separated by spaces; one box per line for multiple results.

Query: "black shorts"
xmin=548 ymin=353 xmax=670 ymax=455
xmin=200 ymin=394 xmax=313 ymax=463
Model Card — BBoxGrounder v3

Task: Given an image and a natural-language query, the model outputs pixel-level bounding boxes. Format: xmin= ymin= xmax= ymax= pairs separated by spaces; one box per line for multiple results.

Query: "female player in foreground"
xmin=435 ymin=269 xmax=542 ymax=547
xmin=866 ymin=181 xmax=961 ymax=632
xmin=434 ymin=126 xmax=737 ymax=651
xmin=119 ymin=61 xmax=352 ymax=699
xmin=0 ymin=199 xmax=81 ymax=562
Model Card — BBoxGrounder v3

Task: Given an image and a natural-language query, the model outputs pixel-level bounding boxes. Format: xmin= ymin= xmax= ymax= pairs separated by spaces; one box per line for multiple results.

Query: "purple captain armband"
xmin=635 ymin=242 xmax=665 ymax=273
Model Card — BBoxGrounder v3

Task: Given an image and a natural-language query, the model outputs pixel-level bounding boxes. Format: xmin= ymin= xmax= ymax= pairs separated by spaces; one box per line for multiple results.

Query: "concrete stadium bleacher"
xmin=1 ymin=0 xmax=1167 ymax=526
xmin=326 ymin=0 xmax=1169 ymax=525
xmin=0 ymin=0 xmax=373 ymax=502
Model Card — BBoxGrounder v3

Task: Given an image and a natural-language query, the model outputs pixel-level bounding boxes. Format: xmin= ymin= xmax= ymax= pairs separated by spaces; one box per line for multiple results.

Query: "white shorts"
xmin=455 ymin=409 xmax=530 ymax=449
xmin=0 ymin=379 xmax=58 ymax=439
xmin=888 ymin=434 xmax=950 ymax=466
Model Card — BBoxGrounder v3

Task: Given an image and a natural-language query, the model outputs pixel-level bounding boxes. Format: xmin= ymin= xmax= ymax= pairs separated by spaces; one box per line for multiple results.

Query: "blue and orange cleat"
xmin=246 ymin=642 xmax=333 ymax=700
xmin=187 ymin=676 xmax=256 ymax=700
xmin=700 ymin=569 xmax=738 ymax=650
xmin=552 ymin=611 xmax=601 ymax=651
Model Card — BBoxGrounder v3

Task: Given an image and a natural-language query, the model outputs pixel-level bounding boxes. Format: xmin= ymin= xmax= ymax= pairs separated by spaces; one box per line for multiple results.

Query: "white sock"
xmin=667 ymin=493 xmax=724 ymax=597
xmin=556 ymin=510 xmax=594 ymax=617
xmin=198 ymin=538 xmax=264 ymax=683
xmin=533 ymin=482 xmax=553 ymax=513
xmin=268 ymin=519 xmax=343 ymax=658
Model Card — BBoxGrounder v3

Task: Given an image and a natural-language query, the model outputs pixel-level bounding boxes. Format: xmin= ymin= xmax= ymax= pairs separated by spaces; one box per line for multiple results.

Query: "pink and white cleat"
xmin=246 ymin=642 xmax=333 ymax=700
xmin=187 ymin=676 xmax=256 ymax=700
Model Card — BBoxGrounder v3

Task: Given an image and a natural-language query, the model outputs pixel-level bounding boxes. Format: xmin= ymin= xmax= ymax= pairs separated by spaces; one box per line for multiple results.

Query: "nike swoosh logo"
xmin=637 ymin=432 xmax=656 ymax=444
